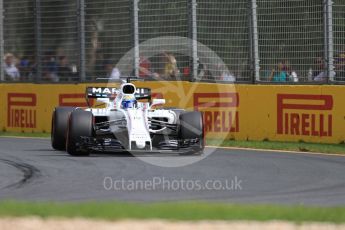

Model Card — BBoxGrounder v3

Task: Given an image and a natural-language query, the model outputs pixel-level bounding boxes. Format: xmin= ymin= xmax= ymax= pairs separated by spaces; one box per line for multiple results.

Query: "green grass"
xmin=0 ymin=201 xmax=344 ymax=223
xmin=1 ymin=132 xmax=344 ymax=155
xmin=208 ymin=139 xmax=345 ymax=155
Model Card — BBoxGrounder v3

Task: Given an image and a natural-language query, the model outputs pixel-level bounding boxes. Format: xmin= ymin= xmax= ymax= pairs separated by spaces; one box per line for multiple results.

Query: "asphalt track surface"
xmin=0 ymin=137 xmax=344 ymax=206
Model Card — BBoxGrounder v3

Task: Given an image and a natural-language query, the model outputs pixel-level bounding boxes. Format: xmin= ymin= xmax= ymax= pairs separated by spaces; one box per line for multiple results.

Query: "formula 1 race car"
xmin=51 ymin=80 xmax=204 ymax=156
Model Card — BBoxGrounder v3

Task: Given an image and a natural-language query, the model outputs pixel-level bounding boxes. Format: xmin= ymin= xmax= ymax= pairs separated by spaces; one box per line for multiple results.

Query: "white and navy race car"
xmin=51 ymin=79 xmax=204 ymax=156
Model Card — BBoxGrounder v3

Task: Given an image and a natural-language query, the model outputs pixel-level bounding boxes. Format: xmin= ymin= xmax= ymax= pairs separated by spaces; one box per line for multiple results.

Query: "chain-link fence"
xmin=333 ymin=0 xmax=345 ymax=82
xmin=257 ymin=0 xmax=324 ymax=83
xmin=137 ymin=0 xmax=189 ymax=80
xmin=197 ymin=0 xmax=251 ymax=82
xmin=0 ymin=0 xmax=344 ymax=84
xmin=2 ymin=0 xmax=35 ymax=81
xmin=85 ymin=0 xmax=132 ymax=81
xmin=39 ymin=0 xmax=79 ymax=82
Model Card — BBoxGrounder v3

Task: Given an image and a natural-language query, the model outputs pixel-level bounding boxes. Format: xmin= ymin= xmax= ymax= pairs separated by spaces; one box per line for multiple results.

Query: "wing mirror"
xmin=151 ymin=99 xmax=166 ymax=107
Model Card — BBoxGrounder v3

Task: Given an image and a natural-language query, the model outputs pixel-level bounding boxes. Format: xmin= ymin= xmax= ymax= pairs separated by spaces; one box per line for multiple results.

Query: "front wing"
xmin=76 ymin=136 xmax=202 ymax=154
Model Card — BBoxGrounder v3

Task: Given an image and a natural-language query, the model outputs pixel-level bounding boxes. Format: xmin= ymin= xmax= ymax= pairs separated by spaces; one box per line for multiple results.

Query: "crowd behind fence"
xmin=0 ymin=0 xmax=344 ymax=84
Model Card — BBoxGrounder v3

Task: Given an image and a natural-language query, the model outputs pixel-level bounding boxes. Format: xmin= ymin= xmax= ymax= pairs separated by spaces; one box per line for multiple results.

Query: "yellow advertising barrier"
xmin=0 ymin=82 xmax=344 ymax=144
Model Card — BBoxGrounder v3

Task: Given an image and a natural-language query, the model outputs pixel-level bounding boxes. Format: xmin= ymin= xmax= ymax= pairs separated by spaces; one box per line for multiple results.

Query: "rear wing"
xmin=134 ymin=88 xmax=152 ymax=100
xmin=86 ymin=87 xmax=118 ymax=99
xmin=85 ymin=87 xmax=152 ymax=106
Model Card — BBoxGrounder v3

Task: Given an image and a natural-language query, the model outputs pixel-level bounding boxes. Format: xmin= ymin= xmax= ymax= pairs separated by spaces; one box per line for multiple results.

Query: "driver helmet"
xmin=121 ymin=95 xmax=137 ymax=109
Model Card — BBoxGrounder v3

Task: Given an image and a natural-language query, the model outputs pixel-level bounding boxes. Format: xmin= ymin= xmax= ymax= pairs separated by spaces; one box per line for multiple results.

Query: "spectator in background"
xmin=42 ymin=52 xmax=58 ymax=82
xmin=311 ymin=57 xmax=335 ymax=82
xmin=284 ymin=60 xmax=298 ymax=82
xmin=57 ymin=56 xmax=73 ymax=82
xmin=198 ymin=62 xmax=212 ymax=80
xmin=149 ymin=52 xmax=180 ymax=80
xmin=334 ymin=52 xmax=345 ymax=81
xmin=216 ymin=63 xmax=236 ymax=82
xmin=27 ymin=56 xmax=38 ymax=81
xmin=4 ymin=53 xmax=20 ymax=81
xmin=269 ymin=60 xmax=288 ymax=82
xmin=104 ymin=60 xmax=121 ymax=79
xmin=182 ymin=66 xmax=191 ymax=80
xmin=163 ymin=52 xmax=180 ymax=80
xmin=289 ymin=69 xmax=299 ymax=82
xmin=18 ymin=56 xmax=31 ymax=80
xmin=311 ymin=57 xmax=326 ymax=82
xmin=221 ymin=70 xmax=236 ymax=82
xmin=197 ymin=62 xmax=205 ymax=79
xmin=139 ymin=56 xmax=152 ymax=78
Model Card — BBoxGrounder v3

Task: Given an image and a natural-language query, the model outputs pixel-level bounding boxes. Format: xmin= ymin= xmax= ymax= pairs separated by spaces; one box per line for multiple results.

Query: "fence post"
xmin=34 ymin=0 xmax=42 ymax=82
xmin=188 ymin=0 xmax=198 ymax=81
xmin=132 ymin=0 xmax=140 ymax=78
xmin=324 ymin=0 xmax=334 ymax=82
xmin=249 ymin=0 xmax=260 ymax=82
xmin=0 ymin=0 xmax=4 ymax=81
xmin=78 ymin=0 xmax=86 ymax=82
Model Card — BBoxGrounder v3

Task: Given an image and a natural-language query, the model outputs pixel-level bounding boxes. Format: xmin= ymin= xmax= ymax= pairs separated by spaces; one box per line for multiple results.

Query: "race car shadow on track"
xmin=36 ymin=151 xmax=133 ymax=158
xmin=39 ymin=150 xmax=200 ymax=158
xmin=24 ymin=149 xmax=57 ymax=152
xmin=82 ymin=149 xmax=203 ymax=158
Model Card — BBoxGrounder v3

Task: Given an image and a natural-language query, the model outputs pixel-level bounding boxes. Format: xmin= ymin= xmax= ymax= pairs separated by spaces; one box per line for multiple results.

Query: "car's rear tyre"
xmin=51 ymin=107 xmax=76 ymax=150
xmin=66 ymin=110 xmax=93 ymax=156
xmin=179 ymin=111 xmax=204 ymax=155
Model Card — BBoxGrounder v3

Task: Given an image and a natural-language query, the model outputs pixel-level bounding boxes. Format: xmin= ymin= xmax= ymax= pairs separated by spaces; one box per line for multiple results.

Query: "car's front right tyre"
xmin=178 ymin=111 xmax=205 ymax=156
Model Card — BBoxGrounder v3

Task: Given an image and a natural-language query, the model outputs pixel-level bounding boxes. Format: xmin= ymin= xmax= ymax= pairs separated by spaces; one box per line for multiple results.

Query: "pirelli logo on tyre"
xmin=194 ymin=93 xmax=239 ymax=133
xmin=277 ymin=94 xmax=333 ymax=137
xmin=7 ymin=93 xmax=37 ymax=128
